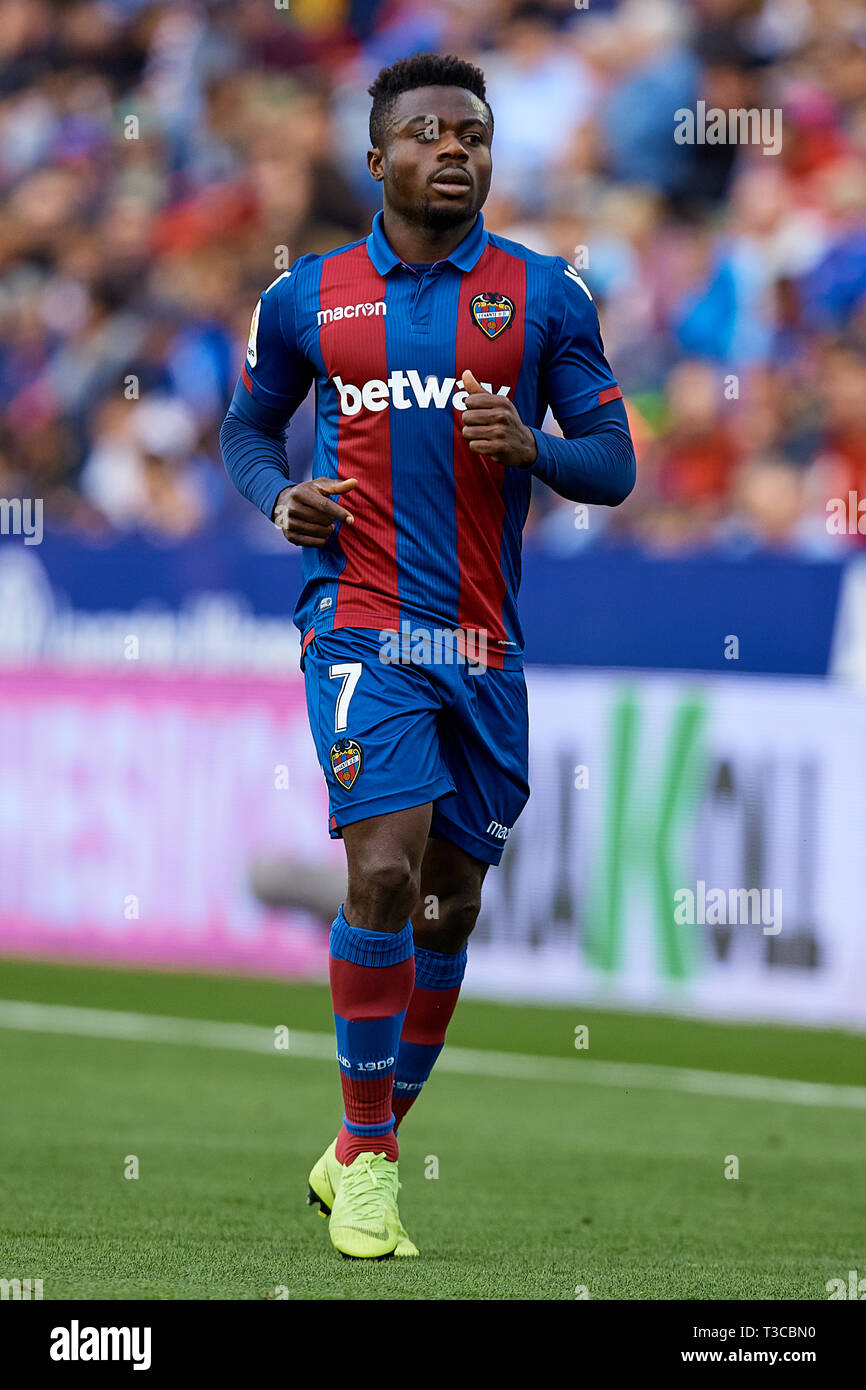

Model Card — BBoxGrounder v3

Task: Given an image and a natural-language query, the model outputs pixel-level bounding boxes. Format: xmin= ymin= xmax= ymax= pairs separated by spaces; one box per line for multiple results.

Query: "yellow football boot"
xmin=306 ymin=1137 xmax=342 ymax=1220
xmin=308 ymin=1138 xmax=419 ymax=1256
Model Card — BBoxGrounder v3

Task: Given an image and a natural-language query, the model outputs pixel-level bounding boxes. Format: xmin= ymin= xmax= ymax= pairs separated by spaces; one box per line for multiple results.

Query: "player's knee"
xmin=350 ymin=852 xmax=419 ymax=925
xmin=437 ymin=891 xmax=482 ymax=942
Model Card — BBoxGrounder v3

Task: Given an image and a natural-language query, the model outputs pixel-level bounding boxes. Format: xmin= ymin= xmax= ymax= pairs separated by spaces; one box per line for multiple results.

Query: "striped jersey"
xmin=236 ymin=211 xmax=621 ymax=668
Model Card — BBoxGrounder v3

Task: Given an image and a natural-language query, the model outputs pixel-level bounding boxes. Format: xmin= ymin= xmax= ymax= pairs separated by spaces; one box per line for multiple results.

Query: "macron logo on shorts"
xmin=333 ymin=371 xmax=512 ymax=417
xmin=486 ymin=821 xmax=511 ymax=841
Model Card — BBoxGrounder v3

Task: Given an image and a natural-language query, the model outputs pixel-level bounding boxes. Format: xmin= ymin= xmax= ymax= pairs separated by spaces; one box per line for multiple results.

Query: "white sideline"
xmin=0 ymin=998 xmax=864 ymax=1111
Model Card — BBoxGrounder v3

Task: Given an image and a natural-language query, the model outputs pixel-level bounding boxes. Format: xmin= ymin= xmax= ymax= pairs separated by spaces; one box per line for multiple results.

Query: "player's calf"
xmin=330 ymin=908 xmax=414 ymax=1165
xmin=392 ymin=943 xmax=467 ymax=1129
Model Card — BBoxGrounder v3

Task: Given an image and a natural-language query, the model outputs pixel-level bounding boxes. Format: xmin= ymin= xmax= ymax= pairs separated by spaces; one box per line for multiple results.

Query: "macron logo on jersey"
xmin=333 ymin=371 xmax=511 ymax=417
xmin=317 ymin=300 xmax=386 ymax=326
xmin=564 ymin=264 xmax=593 ymax=300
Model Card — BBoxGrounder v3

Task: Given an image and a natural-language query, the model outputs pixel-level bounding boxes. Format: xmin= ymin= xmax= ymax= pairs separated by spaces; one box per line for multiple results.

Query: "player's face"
xmin=368 ymin=85 xmax=492 ymax=230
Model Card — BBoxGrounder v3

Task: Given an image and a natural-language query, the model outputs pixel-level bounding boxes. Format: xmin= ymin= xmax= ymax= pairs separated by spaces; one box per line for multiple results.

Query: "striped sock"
xmin=329 ymin=906 xmax=415 ymax=1166
xmin=393 ymin=945 xmax=467 ymax=1129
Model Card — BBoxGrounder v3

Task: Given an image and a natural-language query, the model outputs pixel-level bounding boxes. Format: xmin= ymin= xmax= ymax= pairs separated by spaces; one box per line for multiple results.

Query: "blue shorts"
xmin=302 ymin=627 xmax=529 ymax=866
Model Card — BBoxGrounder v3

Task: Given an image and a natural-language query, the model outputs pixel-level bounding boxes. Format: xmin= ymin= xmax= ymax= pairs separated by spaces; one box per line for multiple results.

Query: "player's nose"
xmin=436 ymin=132 xmax=468 ymax=160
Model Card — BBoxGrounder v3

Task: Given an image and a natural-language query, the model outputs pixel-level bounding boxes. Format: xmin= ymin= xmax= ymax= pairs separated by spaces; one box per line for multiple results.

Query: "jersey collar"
xmin=366 ymin=210 xmax=488 ymax=276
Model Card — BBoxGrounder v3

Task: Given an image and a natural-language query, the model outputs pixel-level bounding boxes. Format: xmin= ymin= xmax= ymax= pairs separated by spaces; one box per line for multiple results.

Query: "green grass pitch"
xmin=0 ymin=958 xmax=864 ymax=1300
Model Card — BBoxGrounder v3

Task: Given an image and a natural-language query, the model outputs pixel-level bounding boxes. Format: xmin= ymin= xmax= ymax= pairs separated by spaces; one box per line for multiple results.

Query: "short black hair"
xmin=368 ymin=53 xmax=491 ymax=149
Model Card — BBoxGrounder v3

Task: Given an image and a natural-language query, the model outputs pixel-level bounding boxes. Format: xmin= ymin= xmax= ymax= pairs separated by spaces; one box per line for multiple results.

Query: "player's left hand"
xmin=459 ymin=369 xmax=538 ymax=467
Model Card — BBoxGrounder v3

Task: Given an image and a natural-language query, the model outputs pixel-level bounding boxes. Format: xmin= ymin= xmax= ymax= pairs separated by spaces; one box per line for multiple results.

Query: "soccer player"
xmin=221 ymin=53 xmax=635 ymax=1259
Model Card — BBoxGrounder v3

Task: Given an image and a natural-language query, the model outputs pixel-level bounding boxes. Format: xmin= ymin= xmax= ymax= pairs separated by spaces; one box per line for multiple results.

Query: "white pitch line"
xmin=0 ymin=998 xmax=864 ymax=1112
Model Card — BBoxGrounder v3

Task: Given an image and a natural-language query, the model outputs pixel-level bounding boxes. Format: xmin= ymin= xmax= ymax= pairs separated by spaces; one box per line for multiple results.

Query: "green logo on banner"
xmin=585 ymin=689 xmax=708 ymax=980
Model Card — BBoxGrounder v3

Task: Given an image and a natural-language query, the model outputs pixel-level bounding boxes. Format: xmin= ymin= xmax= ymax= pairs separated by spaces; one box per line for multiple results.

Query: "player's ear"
xmin=367 ymin=148 xmax=384 ymax=182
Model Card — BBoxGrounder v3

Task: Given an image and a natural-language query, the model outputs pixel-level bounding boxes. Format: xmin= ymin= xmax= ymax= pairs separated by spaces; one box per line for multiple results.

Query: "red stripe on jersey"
xmin=598 ymin=384 xmax=622 ymax=405
xmin=452 ymin=248 xmax=526 ymax=651
xmin=317 ymin=248 xmax=400 ymax=633
xmin=241 ymin=362 xmax=253 ymax=393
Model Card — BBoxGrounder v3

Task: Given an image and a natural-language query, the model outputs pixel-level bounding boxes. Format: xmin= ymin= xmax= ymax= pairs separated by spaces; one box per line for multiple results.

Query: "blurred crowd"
xmin=2 ymin=0 xmax=866 ymax=554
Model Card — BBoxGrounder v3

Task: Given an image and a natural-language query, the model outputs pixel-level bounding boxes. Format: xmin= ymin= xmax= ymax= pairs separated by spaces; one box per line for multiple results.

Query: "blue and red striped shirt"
xmin=222 ymin=211 xmax=632 ymax=667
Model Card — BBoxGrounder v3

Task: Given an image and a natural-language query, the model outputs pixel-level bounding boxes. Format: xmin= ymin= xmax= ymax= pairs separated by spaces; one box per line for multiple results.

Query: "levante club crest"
xmin=470 ymin=293 xmax=515 ymax=339
xmin=330 ymin=739 xmax=363 ymax=789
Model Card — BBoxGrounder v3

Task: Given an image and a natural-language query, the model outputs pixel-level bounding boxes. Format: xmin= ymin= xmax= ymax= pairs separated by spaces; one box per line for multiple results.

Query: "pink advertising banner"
xmin=0 ymin=666 xmax=335 ymax=979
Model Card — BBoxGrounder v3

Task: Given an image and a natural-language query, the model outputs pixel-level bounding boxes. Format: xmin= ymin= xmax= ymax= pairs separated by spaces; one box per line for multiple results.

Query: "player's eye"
xmin=463 ymin=133 xmax=482 ymax=146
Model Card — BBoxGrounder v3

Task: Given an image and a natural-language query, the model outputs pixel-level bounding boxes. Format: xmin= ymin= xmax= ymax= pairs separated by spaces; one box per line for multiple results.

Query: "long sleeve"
xmin=220 ymin=262 xmax=314 ymax=520
xmin=220 ymin=389 xmax=294 ymax=521
xmin=531 ymin=259 xmax=636 ymax=506
xmin=528 ymin=397 xmax=636 ymax=506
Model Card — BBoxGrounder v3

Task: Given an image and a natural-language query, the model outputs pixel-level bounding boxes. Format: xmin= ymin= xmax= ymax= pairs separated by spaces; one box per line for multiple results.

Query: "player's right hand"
xmin=272 ymin=477 xmax=357 ymax=546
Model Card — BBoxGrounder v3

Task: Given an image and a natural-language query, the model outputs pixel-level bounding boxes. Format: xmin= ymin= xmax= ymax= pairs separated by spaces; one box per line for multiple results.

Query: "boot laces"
xmin=342 ymin=1153 xmax=396 ymax=1221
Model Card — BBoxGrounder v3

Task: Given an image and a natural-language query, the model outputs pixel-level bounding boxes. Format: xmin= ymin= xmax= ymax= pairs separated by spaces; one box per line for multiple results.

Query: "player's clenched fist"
xmin=459 ymin=370 xmax=538 ymax=467
xmin=273 ymin=476 xmax=358 ymax=546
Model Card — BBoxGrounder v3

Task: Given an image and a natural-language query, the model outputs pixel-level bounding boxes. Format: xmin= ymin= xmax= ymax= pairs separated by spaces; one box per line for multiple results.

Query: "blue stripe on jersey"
xmin=384 ymin=267 xmax=463 ymax=632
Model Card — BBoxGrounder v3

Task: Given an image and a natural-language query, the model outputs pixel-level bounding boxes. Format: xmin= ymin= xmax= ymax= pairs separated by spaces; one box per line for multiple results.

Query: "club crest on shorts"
xmin=470 ymin=292 xmax=514 ymax=339
xmin=330 ymin=738 xmax=362 ymax=789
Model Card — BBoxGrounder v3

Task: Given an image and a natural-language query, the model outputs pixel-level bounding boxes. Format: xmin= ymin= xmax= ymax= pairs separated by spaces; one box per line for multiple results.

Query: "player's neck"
xmin=380 ymin=205 xmax=477 ymax=266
